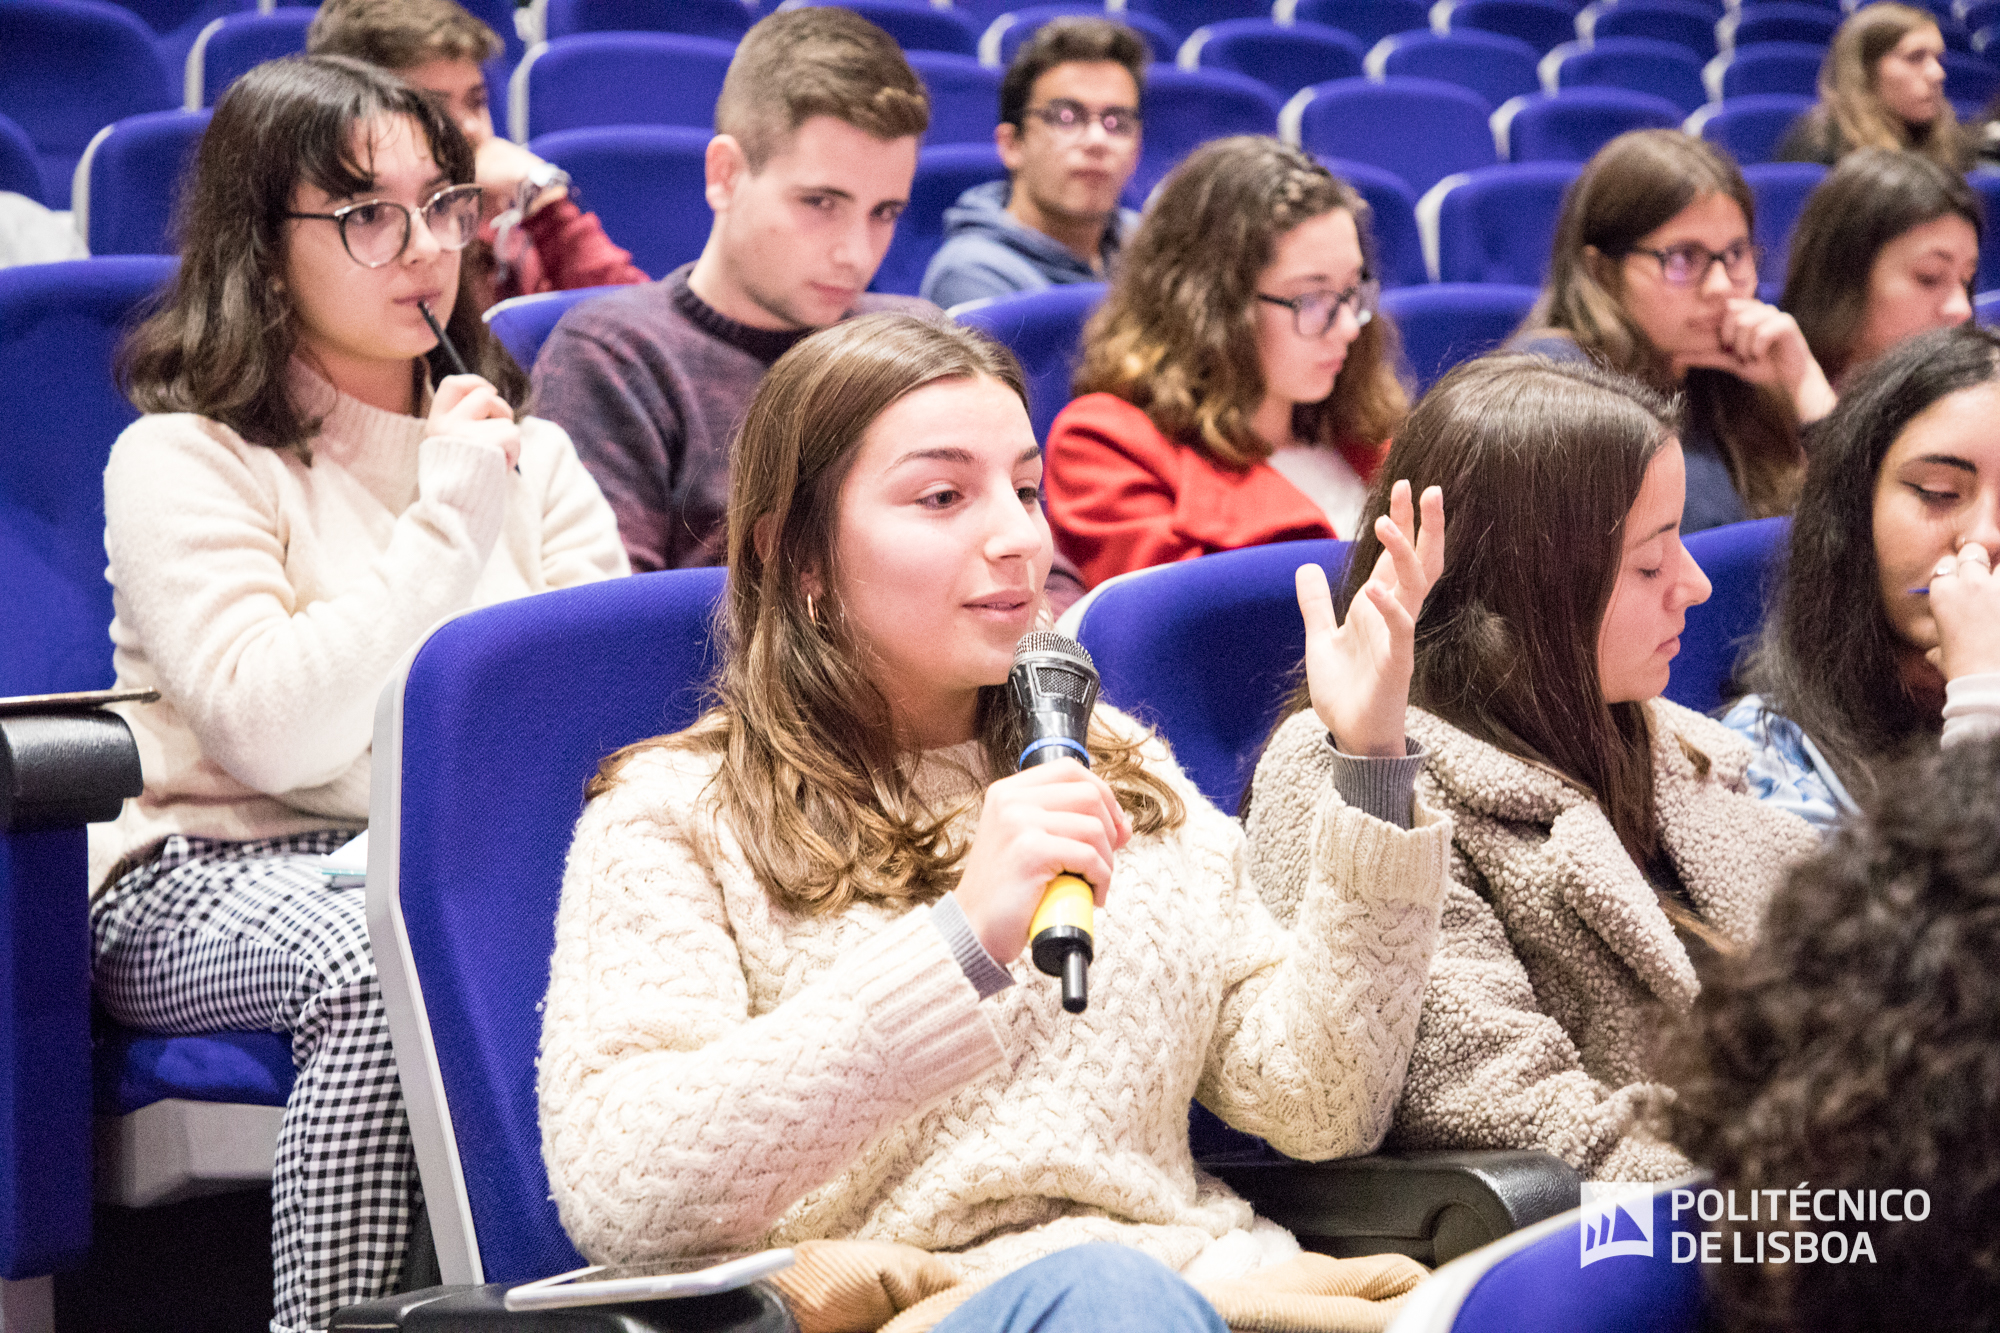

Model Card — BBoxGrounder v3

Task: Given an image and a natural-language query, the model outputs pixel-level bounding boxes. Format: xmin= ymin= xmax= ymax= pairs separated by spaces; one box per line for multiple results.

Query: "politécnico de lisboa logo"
xmin=1580 ymin=1182 xmax=1657 ymax=1266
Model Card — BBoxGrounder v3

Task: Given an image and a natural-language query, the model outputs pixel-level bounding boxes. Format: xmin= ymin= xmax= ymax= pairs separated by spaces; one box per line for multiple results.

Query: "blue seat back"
xmin=483 ymin=284 xmax=624 ymax=371
xmin=1369 ymin=30 xmax=1543 ymax=113
xmin=0 ymin=112 xmax=43 ymax=204
xmin=1074 ymin=540 xmax=1351 ymax=815
xmin=375 ymin=568 xmax=728 ymax=1283
xmin=1444 ymin=0 xmax=1584 ymax=54
xmin=1499 ymin=87 xmax=1683 ymax=161
xmin=1131 ymin=64 xmax=1282 ymax=200
xmin=875 ymin=143 xmax=1008 ymax=297
xmin=0 ymin=0 xmax=176 ymax=207
xmin=1718 ymin=41 xmax=1824 ymax=98
xmin=1380 ymin=281 xmax=1538 ymax=394
xmin=1666 ymin=516 xmax=1788 ymax=715
xmin=1943 ymin=49 xmax=2000 ymax=108
xmin=1552 ymin=36 xmax=1710 ymax=113
xmin=983 ymin=5 xmax=1183 ymax=67
xmin=1727 ymin=2 xmax=1839 ymax=48
xmin=190 ymin=6 xmax=315 ymax=107
xmin=544 ymin=0 xmax=753 ymax=41
xmin=1183 ymin=19 xmax=1369 ymax=99
xmin=951 ymin=282 xmax=1107 ymax=443
xmin=1320 ymin=155 xmax=1428 ymax=289
xmin=1291 ymin=0 xmax=1433 ymax=46
xmin=515 ymin=32 xmax=735 ymax=140
xmin=1690 ymin=92 xmax=1814 ymax=164
xmin=1129 ymin=0 xmax=1274 ymax=40
xmin=78 ymin=108 xmax=209 ymax=256
xmin=907 ymin=50 xmax=1005 ymax=145
xmin=1429 ymin=160 xmax=1580 ymax=285
xmin=526 ymin=125 xmax=712 ymax=280
xmin=1585 ymin=0 xmax=1720 ymax=58
xmin=1742 ymin=161 xmax=1824 ymax=282
xmin=1287 ymin=76 xmax=1498 ymax=196
xmin=805 ymin=0 xmax=979 ymax=55
xmin=1968 ymin=173 xmax=2000 ymax=295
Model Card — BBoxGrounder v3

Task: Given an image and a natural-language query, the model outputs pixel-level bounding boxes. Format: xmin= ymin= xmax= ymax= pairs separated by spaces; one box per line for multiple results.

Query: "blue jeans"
xmin=931 ymin=1244 xmax=1228 ymax=1333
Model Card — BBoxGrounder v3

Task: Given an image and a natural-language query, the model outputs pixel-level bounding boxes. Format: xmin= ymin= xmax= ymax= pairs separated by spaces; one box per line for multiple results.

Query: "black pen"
xmin=417 ymin=299 xmax=470 ymax=376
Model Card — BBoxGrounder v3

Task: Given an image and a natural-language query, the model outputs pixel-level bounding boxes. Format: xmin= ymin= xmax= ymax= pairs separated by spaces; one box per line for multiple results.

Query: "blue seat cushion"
xmin=94 ymin=1026 xmax=295 ymax=1116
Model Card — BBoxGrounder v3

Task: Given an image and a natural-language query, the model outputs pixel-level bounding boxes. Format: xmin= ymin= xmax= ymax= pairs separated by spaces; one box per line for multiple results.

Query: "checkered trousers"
xmin=91 ymin=831 xmax=417 ymax=1333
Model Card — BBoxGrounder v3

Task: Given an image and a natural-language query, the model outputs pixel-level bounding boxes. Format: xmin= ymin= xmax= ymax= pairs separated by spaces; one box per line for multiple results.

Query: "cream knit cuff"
xmin=418 ymin=434 xmax=511 ymax=552
xmin=853 ymin=909 xmax=1008 ymax=1105
xmin=1310 ymin=786 xmax=1452 ymax=909
xmin=1943 ymin=671 xmax=2000 ymax=747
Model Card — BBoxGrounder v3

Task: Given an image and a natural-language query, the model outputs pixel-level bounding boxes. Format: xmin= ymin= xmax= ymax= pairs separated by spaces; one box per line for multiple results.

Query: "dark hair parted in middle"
xmin=1336 ymin=354 xmax=1680 ymax=863
xmin=1781 ymin=148 xmax=1982 ymax=383
xmin=1074 ymin=136 xmax=1406 ymax=469
xmin=1742 ymin=323 xmax=2000 ymax=806
xmin=591 ymin=313 xmax=1182 ymax=916
xmin=1528 ymin=129 xmax=1803 ymax=518
xmin=117 ymin=55 xmax=526 ymax=451
xmin=998 ymin=16 xmax=1149 ymax=129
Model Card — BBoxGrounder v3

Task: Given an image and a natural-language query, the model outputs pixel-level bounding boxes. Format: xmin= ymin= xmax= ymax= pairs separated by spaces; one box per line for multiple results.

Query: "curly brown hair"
xmin=1661 ymin=737 xmax=2000 ymax=1332
xmin=1073 ymin=136 xmax=1406 ymax=468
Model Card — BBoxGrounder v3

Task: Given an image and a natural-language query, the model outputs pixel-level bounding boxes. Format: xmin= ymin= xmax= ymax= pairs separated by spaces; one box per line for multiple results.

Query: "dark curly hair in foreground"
xmin=1662 ymin=738 xmax=2000 ymax=1332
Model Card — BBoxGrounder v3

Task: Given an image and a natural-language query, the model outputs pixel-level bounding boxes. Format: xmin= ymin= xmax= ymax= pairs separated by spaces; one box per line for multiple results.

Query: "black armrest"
xmin=0 ymin=710 xmax=142 ymax=832
xmin=330 ymin=1281 xmax=797 ymax=1332
xmin=1203 ymin=1149 xmax=1581 ymax=1267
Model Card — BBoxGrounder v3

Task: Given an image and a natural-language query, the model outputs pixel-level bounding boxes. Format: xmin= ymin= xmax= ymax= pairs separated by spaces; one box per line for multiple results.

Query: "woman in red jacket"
xmin=1048 ymin=137 xmax=1408 ymax=587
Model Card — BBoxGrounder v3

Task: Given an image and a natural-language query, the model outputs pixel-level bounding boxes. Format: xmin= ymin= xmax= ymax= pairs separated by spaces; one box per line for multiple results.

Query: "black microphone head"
xmin=1009 ymin=631 xmax=1099 ymax=770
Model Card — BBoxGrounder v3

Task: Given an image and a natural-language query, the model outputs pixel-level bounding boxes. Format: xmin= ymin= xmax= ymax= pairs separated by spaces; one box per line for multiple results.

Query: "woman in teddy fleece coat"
xmin=1249 ymin=354 xmax=1819 ymax=1182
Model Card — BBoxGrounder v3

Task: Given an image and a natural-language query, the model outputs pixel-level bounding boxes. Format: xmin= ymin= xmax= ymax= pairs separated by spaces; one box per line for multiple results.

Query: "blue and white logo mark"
xmin=1580 ymin=1183 xmax=1656 ymax=1266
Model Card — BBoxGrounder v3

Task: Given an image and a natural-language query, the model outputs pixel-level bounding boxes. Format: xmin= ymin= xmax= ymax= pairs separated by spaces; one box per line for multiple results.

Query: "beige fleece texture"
xmin=91 ymin=360 xmax=627 ymax=887
xmin=538 ymin=709 xmax=1450 ymax=1291
xmin=1248 ymin=701 xmax=1817 ymax=1181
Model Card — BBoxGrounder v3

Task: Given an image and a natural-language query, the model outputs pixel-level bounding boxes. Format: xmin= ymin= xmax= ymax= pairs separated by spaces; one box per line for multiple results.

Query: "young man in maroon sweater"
xmin=307 ymin=0 xmax=650 ymax=313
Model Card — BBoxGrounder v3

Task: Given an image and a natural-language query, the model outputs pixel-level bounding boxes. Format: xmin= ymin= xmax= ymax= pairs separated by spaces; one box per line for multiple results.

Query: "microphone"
xmin=1008 ymin=630 xmax=1100 ymax=1014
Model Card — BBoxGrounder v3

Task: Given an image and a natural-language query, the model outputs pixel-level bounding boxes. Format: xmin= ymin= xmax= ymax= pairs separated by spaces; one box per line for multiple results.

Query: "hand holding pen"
xmin=419 ymin=299 xmax=521 ymax=472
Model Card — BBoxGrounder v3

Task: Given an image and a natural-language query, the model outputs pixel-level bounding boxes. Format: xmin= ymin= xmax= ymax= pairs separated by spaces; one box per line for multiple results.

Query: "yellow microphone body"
xmin=1029 ymin=874 xmax=1094 ymax=1015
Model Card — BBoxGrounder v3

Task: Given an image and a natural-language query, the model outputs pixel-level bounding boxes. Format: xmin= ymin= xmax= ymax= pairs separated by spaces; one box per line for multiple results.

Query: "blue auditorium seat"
xmin=1976 ymin=287 xmax=2000 ymax=327
xmin=1708 ymin=41 xmax=1824 ymax=100
xmin=1286 ymin=0 xmax=1433 ymax=46
xmin=1130 ymin=64 xmax=1283 ymax=200
xmin=1380 ymin=281 xmax=1538 ymax=393
xmin=370 ymin=569 xmax=729 ymax=1284
xmin=1283 ymin=76 xmax=1498 ymax=195
xmin=1364 ymin=30 xmax=1543 ymax=113
xmin=951 ymin=282 xmax=1107 ymax=443
xmin=1544 ymin=36 xmax=1709 ymax=114
xmin=483 ymin=285 xmax=622 ymax=370
xmin=875 ymin=142 xmax=1008 ymax=296
xmin=906 ymin=51 xmax=1005 ymax=146
xmin=1320 ymin=155 xmax=1428 ymax=289
xmin=1496 ymin=87 xmax=1683 ymax=162
xmin=1742 ymin=160 xmax=1825 ymax=284
xmin=1179 ymin=18 xmax=1368 ymax=99
xmin=1437 ymin=0 xmax=1585 ymax=55
xmin=541 ymin=0 xmax=753 ymax=42
xmin=1419 ymin=160 xmax=1579 ymax=284
xmin=785 ymin=0 xmax=980 ymax=55
xmin=0 ymin=0 xmax=177 ymax=208
xmin=979 ymin=4 xmax=1183 ymax=67
xmin=0 ymin=113 xmax=43 ymax=205
xmin=508 ymin=32 xmax=735 ymax=142
xmin=1968 ymin=173 xmax=2000 ymax=294
xmin=1685 ymin=92 xmax=1816 ymax=164
xmin=183 ymin=6 xmax=314 ymax=108
xmin=1128 ymin=0 xmax=1275 ymax=40
xmin=1580 ymin=0 xmax=1720 ymax=58
xmin=1722 ymin=1 xmax=1839 ymax=49
xmin=72 ymin=108 xmax=210 ymax=256
xmin=526 ymin=125 xmax=712 ymax=279
xmin=112 ymin=0 xmax=254 ymax=82
xmin=1943 ymin=49 xmax=2000 ymax=108
xmin=1668 ymin=517 xmax=1789 ymax=715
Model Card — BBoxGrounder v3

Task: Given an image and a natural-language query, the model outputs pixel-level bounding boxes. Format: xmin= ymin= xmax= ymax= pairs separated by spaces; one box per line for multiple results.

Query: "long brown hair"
xmin=593 ymin=313 xmax=1183 ymax=916
xmin=1319 ymin=355 xmax=1678 ymax=865
xmin=1074 ymin=136 xmax=1406 ymax=469
xmin=119 ymin=55 xmax=526 ymax=452
xmin=1819 ymin=3 xmax=1964 ymax=171
xmin=1525 ymin=130 xmax=1802 ymax=518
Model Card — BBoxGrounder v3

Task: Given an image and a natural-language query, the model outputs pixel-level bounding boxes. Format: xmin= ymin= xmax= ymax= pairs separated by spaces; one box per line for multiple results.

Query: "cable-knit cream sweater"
xmin=1247 ymin=700 xmax=1819 ymax=1182
xmin=538 ymin=711 xmax=1450 ymax=1286
xmin=90 ymin=360 xmax=628 ymax=887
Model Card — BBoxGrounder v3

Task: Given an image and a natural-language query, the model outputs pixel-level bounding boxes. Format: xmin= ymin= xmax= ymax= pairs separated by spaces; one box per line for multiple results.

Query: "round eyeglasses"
xmin=284 ymin=183 xmax=486 ymax=269
xmin=1623 ymin=241 xmax=1763 ymax=289
xmin=1256 ymin=278 xmax=1379 ymax=338
xmin=1024 ymin=99 xmax=1142 ymax=139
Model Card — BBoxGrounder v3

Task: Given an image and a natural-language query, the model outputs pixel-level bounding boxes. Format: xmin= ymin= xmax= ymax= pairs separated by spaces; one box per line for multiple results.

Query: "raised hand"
xmin=1926 ymin=541 xmax=2000 ymax=681
xmin=1679 ymin=298 xmax=1837 ymax=424
xmin=1297 ymin=480 xmax=1445 ymax=757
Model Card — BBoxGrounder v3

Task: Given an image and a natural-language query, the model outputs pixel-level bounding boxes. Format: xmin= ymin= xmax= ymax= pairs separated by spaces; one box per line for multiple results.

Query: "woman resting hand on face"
xmin=1724 ymin=323 xmax=2000 ymax=833
xmin=538 ymin=312 xmax=1454 ymax=1332
xmin=1246 ymin=355 xmax=1819 ymax=1184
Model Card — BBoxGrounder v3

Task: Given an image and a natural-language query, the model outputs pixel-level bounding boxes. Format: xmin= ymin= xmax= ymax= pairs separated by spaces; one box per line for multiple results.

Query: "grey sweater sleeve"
xmin=1324 ymin=737 xmax=1426 ymax=830
xmin=931 ymin=892 xmax=1016 ymax=999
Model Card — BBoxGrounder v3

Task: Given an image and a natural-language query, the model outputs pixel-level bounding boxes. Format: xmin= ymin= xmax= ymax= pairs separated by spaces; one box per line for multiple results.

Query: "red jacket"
xmin=468 ymin=197 xmax=651 ymax=314
xmin=1046 ymin=393 xmax=1386 ymax=588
